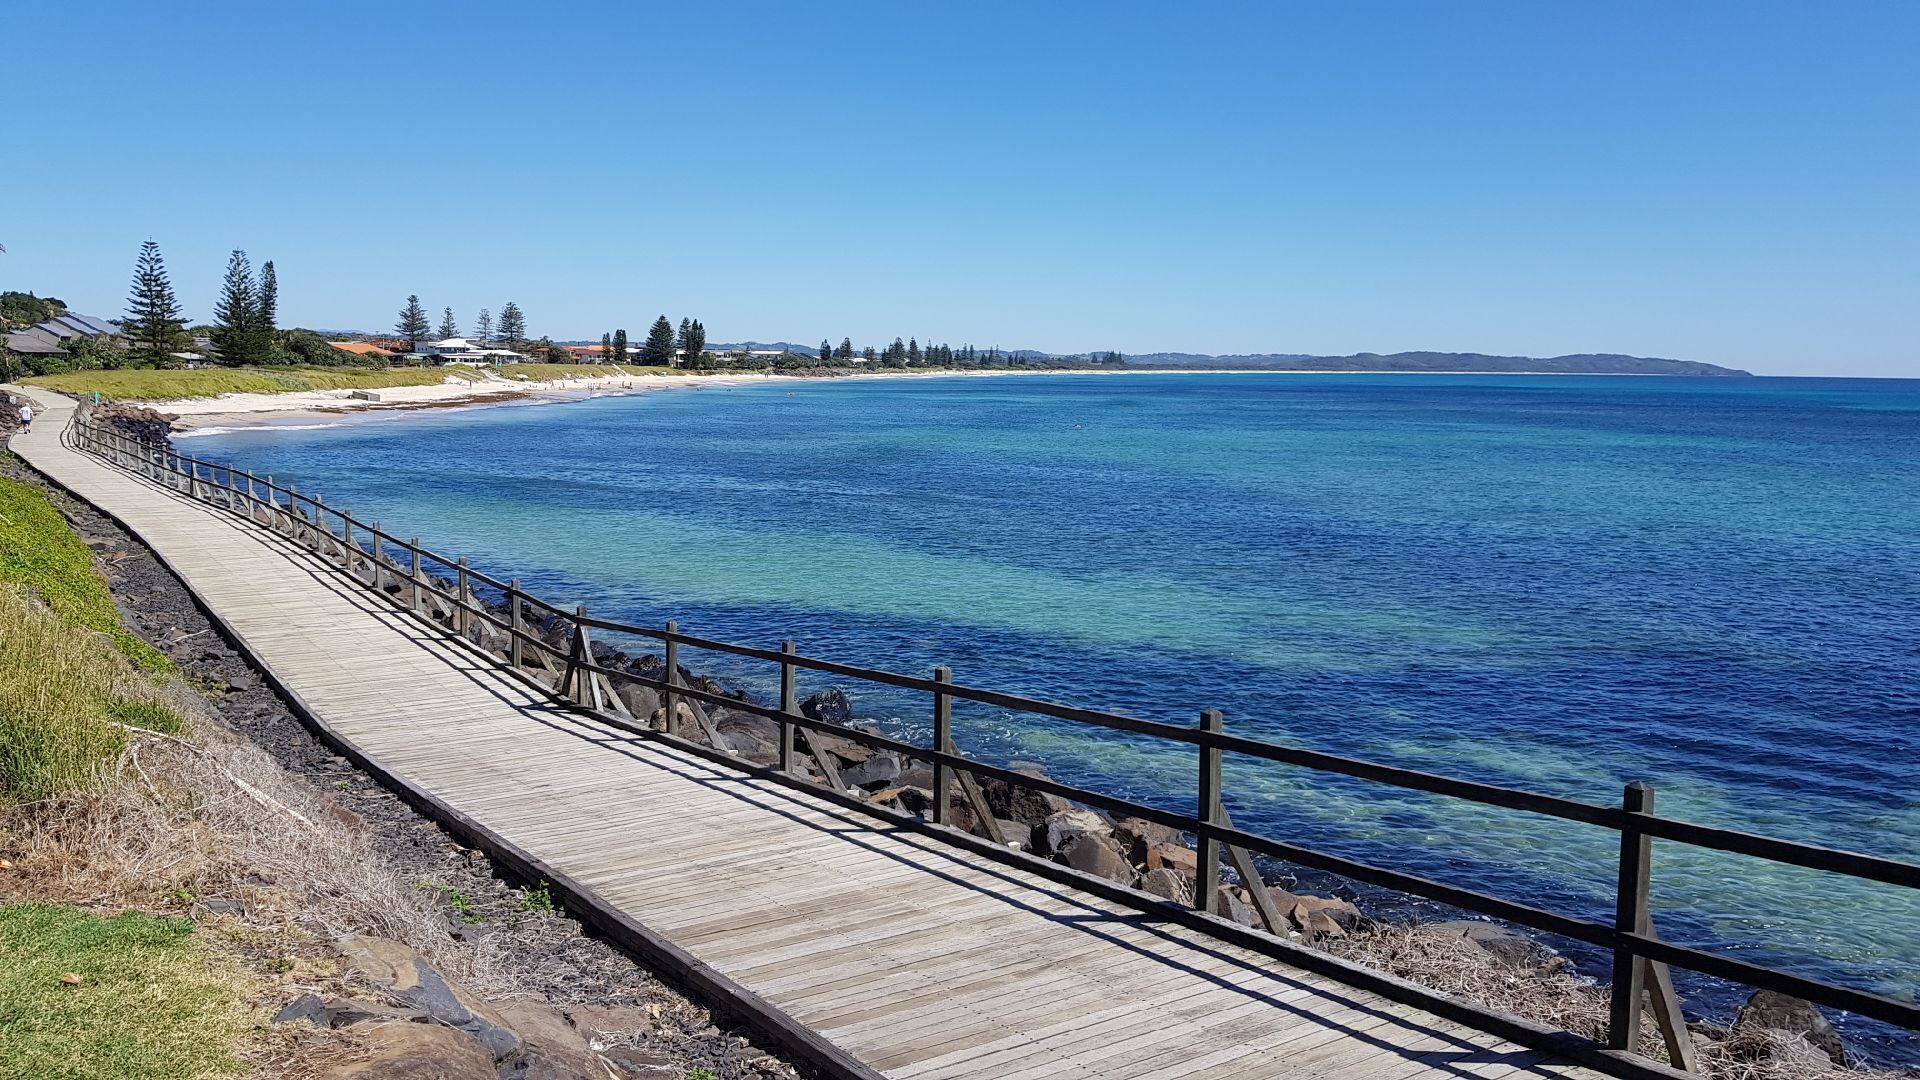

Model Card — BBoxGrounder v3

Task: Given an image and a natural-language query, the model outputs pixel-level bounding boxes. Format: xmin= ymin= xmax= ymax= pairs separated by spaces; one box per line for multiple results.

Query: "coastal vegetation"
xmin=1 ymin=472 xmax=178 ymax=801
xmin=23 ymin=365 xmax=481 ymax=401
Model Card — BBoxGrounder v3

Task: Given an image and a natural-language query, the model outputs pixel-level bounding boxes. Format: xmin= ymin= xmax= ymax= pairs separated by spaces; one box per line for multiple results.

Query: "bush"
xmin=0 ymin=478 xmax=170 ymax=674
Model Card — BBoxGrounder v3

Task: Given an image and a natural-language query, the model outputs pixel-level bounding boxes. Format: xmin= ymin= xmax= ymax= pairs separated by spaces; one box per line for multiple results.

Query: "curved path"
xmin=7 ymin=387 xmax=1620 ymax=1080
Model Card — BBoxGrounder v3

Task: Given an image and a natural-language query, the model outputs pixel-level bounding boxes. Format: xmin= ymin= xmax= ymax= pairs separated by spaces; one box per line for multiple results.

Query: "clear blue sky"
xmin=4 ymin=2 xmax=1916 ymax=376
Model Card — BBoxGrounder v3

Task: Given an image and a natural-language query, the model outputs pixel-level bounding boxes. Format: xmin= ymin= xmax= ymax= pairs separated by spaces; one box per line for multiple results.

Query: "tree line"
xmin=394 ymin=297 xmax=531 ymax=354
xmin=3 ymin=240 xmax=372 ymax=376
xmin=812 ymin=336 xmax=1125 ymax=369
xmin=599 ymin=315 xmax=707 ymax=367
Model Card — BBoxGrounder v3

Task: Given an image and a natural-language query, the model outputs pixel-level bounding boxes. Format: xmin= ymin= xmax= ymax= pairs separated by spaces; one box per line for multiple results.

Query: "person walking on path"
xmin=17 ymin=402 xmax=31 ymax=433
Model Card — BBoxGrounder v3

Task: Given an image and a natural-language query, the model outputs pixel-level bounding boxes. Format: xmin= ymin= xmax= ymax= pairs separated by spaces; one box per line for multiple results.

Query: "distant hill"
xmin=1122 ymin=351 xmax=1751 ymax=376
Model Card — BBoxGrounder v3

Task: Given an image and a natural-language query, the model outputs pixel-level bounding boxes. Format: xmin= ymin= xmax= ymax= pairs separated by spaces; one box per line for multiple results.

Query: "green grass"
xmin=0 ymin=904 xmax=246 ymax=1080
xmin=23 ymin=365 xmax=480 ymax=402
xmin=0 ymin=477 xmax=170 ymax=673
xmin=0 ymin=585 xmax=182 ymax=801
xmin=0 ymin=475 xmax=181 ymax=801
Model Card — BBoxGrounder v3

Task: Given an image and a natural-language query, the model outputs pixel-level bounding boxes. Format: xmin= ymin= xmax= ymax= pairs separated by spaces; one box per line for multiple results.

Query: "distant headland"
xmin=706 ymin=342 xmax=1753 ymax=377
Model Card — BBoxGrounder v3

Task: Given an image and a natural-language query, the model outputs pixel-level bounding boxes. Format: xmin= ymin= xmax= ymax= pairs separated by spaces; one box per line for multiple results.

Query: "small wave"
xmin=176 ymin=421 xmax=352 ymax=438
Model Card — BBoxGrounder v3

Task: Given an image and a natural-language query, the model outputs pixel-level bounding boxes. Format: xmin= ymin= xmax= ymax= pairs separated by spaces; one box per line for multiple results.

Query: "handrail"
xmin=66 ymin=415 xmax=1920 ymax=1059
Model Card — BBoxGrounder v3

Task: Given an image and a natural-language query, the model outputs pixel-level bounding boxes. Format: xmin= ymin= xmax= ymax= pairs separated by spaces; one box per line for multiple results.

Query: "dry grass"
xmin=1317 ymin=922 xmax=1902 ymax=1080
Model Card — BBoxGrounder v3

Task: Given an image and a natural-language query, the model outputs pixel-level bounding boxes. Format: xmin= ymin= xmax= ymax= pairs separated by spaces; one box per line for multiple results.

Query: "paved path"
xmin=7 ymin=388 xmax=1612 ymax=1080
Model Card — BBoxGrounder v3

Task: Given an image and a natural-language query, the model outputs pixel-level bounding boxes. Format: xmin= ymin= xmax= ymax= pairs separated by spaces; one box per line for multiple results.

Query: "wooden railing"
xmin=69 ymin=415 xmax=1919 ymax=1075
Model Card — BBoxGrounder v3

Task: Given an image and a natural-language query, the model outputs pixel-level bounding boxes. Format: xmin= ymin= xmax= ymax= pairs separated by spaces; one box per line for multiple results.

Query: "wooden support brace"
xmin=943 ymin=734 xmax=1010 ymax=847
xmin=802 ymin=728 xmax=847 ymax=793
xmin=1223 ymin=809 xmax=1287 ymax=936
xmin=1642 ymin=932 xmax=1700 ymax=1073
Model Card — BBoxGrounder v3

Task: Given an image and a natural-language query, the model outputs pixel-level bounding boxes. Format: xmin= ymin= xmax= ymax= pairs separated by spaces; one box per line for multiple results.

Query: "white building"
xmin=416 ymin=338 xmax=524 ymax=365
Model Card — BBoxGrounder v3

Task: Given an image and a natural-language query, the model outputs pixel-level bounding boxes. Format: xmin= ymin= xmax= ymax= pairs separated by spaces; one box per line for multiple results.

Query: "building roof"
xmin=328 ymin=341 xmax=394 ymax=356
xmin=4 ymin=331 xmax=68 ymax=356
xmin=57 ymin=313 xmax=120 ymax=336
xmin=26 ymin=312 xmax=119 ymax=340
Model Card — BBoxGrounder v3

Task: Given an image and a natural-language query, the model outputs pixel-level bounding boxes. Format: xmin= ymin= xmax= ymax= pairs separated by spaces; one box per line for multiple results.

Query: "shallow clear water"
xmin=189 ymin=373 xmax=1920 ymax=1054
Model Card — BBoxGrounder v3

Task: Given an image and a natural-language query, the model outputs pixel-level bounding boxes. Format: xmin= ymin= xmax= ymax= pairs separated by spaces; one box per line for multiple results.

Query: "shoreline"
xmin=141 ymin=366 xmax=1700 ymax=433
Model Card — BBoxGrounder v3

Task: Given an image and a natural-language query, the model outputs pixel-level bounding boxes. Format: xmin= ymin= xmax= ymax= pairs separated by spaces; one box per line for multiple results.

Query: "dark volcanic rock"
xmin=93 ymin=402 xmax=178 ymax=446
xmin=840 ymin=751 xmax=903 ymax=790
xmin=800 ymin=688 xmax=852 ymax=725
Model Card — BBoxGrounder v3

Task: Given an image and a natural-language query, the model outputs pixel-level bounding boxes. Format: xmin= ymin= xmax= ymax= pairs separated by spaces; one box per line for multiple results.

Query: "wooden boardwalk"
xmin=9 ymin=389 xmax=1614 ymax=1080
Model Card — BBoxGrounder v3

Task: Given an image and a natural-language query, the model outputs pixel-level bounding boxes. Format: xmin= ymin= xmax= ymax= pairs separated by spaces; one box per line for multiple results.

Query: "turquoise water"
xmin=190 ymin=373 xmax=1919 ymax=1051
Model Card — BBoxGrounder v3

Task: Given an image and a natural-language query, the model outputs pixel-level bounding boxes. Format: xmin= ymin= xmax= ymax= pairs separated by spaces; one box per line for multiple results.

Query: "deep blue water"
xmin=188 ymin=373 xmax=1920 ymax=1056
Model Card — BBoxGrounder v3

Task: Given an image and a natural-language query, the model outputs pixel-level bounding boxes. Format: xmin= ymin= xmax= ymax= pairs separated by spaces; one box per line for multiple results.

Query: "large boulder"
xmin=1146 ymin=843 xmax=1199 ymax=876
xmin=1735 ymin=991 xmax=1848 ymax=1066
xmin=1213 ymin=889 xmax=1257 ymax=927
xmin=319 ymin=1021 xmax=495 ymax=1079
xmin=1059 ymin=833 xmax=1135 ymax=883
xmin=980 ymin=764 xmax=1071 ymax=828
xmin=1039 ymin=808 xmax=1112 ymax=857
xmin=616 ymin=683 xmax=660 ymax=723
xmin=800 ymin=688 xmax=853 ymax=725
xmin=1140 ymin=867 xmax=1194 ymax=905
xmin=711 ymin=707 xmax=779 ymax=761
xmin=1275 ymin=891 xmax=1365 ymax=937
xmin=841 ymin=751 xmax=904 ymax=790
xmin=337 ymin=936 xmax=520 ymax=1061
xmin=1426 ymin=919 xmax=1549 ymax=969
xmin=1111 ymin=818 xmax=1185 ymax=865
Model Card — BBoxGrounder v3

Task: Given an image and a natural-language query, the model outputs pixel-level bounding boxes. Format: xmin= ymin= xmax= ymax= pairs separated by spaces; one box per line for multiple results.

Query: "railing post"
xmin=312 ymin=493 xmax=327 ymax=554
xmin=1195 ymin=708 xmax=1224 ymax=916
xmin=370 ymin=523 xmax=383 ymax=589
xmin=509 ymin=579 xmax=525 ymax=670
xmin=932 ymin=665 xmax=954 ymax=825
xmin=779 ymin=641 xmax=799 ymax=772
xmin=662 ymin=620 xmax=680 ymax=737
xmin=573 ymin=605 xmax=593 ymax=705
xmin=341 ymin=514 xmax=355 ymax=572
xmin=456 ymin=558 xmax=471 ymax=636
xmin=1610 ymin=780 xmax=1655 ymax=1051
xmin=408 ymin=539 xmax=422 ymax=612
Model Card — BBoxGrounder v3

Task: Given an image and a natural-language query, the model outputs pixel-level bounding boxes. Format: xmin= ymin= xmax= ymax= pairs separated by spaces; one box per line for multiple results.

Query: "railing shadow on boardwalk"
xmin=63 ymin=411 xmax=1920 ymax=1079
xmin=92 ymin=477 xmax=1568 ymax=1077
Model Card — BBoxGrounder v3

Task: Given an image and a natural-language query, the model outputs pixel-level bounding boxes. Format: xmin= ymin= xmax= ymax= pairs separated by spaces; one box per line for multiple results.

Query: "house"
xmin=6 ymin=311 xmax=121 ymax=356
xmin=416 ymin=338 xmax=524 ymax=365
xmin=563 ymin=344 xmax=608 ymax=361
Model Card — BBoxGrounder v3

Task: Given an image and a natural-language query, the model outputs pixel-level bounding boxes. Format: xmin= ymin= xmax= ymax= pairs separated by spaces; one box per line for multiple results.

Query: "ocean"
xmin=187 ymin=372 xmax=1919 ymax=1055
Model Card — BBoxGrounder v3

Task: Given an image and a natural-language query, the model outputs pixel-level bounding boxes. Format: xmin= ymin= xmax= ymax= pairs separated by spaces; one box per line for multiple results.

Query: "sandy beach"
xmin=158 ymin=370 xmax=781 ymax=431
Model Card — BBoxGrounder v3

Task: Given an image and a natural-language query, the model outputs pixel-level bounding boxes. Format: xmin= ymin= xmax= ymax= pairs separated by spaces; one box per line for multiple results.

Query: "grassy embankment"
xmin=23 ymin=365 xmax=484 ymax=401
xmin=0 ymin=467 xmax=246 ymax=1077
